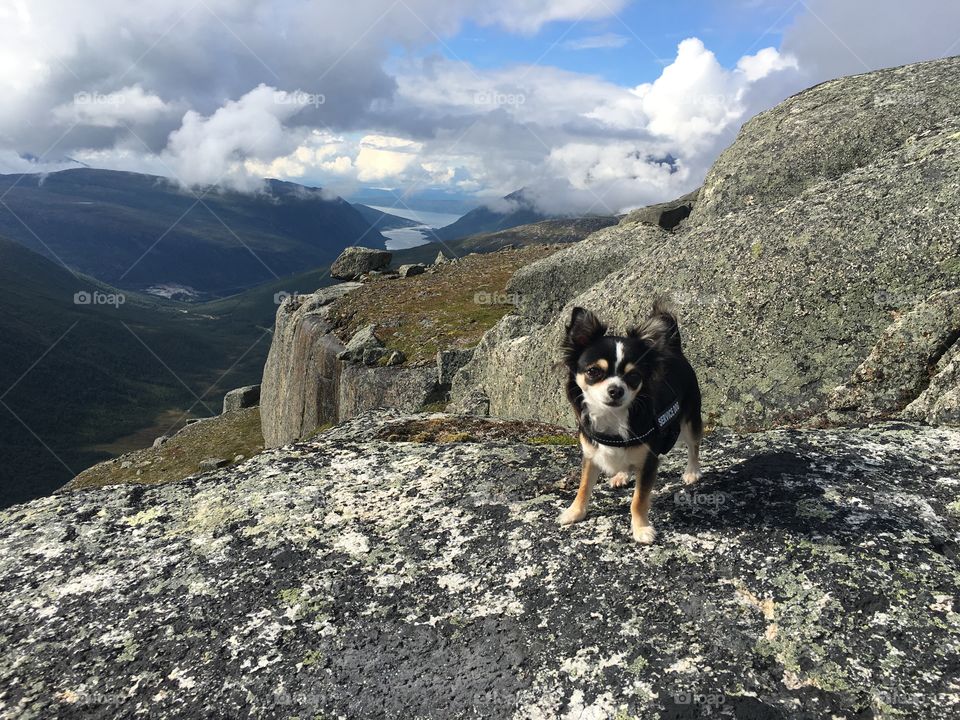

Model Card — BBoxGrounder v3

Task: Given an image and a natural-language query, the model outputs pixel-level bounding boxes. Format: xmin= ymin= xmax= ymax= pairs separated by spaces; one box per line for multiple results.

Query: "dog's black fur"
xmin=557 ymin=301 xmax=703 ymax=542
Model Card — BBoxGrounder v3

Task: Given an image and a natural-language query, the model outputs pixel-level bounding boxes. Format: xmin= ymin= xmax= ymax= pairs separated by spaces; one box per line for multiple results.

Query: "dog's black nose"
xmin=607 ymin=384 xmax=625 ymax=400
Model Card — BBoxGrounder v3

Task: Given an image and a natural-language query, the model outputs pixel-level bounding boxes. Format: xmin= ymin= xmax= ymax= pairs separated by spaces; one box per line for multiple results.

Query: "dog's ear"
xmin=627 ymin=299 xmax=681 ymax=353
xmin=565 ymin=307 xmax=607 ymax=350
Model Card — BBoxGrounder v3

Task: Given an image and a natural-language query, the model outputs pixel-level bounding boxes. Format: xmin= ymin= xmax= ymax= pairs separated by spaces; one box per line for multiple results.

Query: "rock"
xmin=385 ymin=350 xmax=406 ymax=366
xmin=222 ymin=384 xmax=261 ymax=414
xmin=261 ymin=298 xmax=440 ymax=447
xmin=120 ymin=461 xmax=132 ymax=469
xmin=338 ymin=324 xmax=388 ymax=366
xmin=338 ymin=365 xmax=439 ymax=420
xmin=152 ymin=436 xmax=168 ymax=450
xmin=452 ymin=55 xmax=960 ymax=430
xmin=436 ymin=348 xmax=475 ymax=385
xmin=903 ymin=336 xmax=960 ymax=425
xmin=433 ymin=251 xmax=450 ymax=265
xmin=198 ymin=457 xmax=228 ymax=471
xmin=397 ymin=263 xmax=426 ymax=278
xmin=693 ymin=56 xmax=960 ymax=222
xmin=233 ymin=454 xmax=245 ymax=463
xmin=2 ymin=411 xmax=958 ymax=719
xmin=330 ymin=246 xmax=392 ymax=280
xmin=829 ymin=290 xmax=960 ymax=421
xmin=260 ymin=285 xmax=364 ymax=448
xmin=506 ymin=224 xmax=665 ymax=323
xmin=621 ymin=188 xmax=699 ymax=230
xmin=445 ymin=387 xmax=490 ymax=416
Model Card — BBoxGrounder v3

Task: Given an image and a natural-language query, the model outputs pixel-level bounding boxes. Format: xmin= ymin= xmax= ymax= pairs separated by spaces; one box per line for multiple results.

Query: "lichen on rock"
xmin=2 ymin=410 xmax=959 ymax=719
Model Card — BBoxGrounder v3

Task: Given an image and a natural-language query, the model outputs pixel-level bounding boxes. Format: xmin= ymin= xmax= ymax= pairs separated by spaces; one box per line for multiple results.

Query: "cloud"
xmin=782 ymin=0 xmax=960 ymax=82
xmin=563 ymin=32 xmax=630 ymax=51
xmin=1 ymin=0 xmax=958 ymax=218
xmin=51 ymin=85 xmax=174 ymax=128
xmin=160 ymin=84 xmax=311 ymax=189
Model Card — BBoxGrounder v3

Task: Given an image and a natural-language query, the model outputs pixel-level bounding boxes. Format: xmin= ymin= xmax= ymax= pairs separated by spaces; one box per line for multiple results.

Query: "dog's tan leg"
xmin=631 ymin=449 xmax=659 ymax=544
xmin=558 ymin=457 xmax=599 ymax=526
xmin=680 ymin=420 xmax=702 ymax=486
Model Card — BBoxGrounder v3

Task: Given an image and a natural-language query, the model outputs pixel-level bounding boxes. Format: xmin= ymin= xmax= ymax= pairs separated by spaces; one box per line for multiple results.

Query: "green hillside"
xmin=0 ymin=169 xmax=386 ymax=297
xmin=0 ymin=237 xmax=268 ymax=507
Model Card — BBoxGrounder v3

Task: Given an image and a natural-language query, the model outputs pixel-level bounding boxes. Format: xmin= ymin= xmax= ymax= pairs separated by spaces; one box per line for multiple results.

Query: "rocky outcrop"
xmin=330 ymin=246 xmax=392 ymax=280
xmin=259 ymin=284 xmax=361 ymax=447
xmin=830 ymin=290 xmax=960 ymax=422
xmin=692 ymin=56 xmax=960 ymax=222
xmin=506 ymin=224 xmax=666 ymax=324
xmin=621 ymin=188 xmax=699 ymax=230
xmin=222 ymin=384 xmax=260 ymax=413
xmin=452 ymin=55 xmax=960 ymax=430
xmin=3 ymin=411 xmax=959 ymax=719
xmin=260 ymin=286 xmax=446 ymax=448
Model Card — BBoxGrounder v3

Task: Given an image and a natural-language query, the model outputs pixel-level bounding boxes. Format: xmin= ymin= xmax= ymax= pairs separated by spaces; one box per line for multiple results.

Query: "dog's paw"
xmin=682 ymin=469 xmax=702 ymax=486
xmin=557 ymin=506 xmax=586 ymax=526
xmin=632 ymin=522 xmax=656 ymax=544
xmin=609 ymin=471 xmax=630 ymax=488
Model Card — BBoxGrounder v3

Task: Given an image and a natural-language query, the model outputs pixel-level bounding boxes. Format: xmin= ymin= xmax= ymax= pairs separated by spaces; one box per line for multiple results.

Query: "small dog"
xmin=558 ymin=302 xmax=703 ymax=543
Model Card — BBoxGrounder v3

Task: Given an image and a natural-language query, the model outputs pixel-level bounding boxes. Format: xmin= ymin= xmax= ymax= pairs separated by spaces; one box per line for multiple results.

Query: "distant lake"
xmin=369 ymin=206 xmax=463 ymax=250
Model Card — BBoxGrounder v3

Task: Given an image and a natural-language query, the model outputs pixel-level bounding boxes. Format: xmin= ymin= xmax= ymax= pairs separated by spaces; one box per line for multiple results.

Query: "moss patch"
xmin=326 ymin=246 xmax=562 ymax=365
xmin=377 ymin=416 xmax=574 ymax=444
xmin=65 ymin=408 xmax=264 ymax=492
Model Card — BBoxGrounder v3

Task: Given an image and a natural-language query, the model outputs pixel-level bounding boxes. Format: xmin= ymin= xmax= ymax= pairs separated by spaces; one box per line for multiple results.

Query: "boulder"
xmin=260 ymin=285 xmax=362 ymax=448
xmin=338 ymin=324 xmax=388 ymax=366
xmin=3 ymin=410 xmax=958 ymax=719
xmin=436 ymin=348 xmax=475 ymax=385
xmin=261 ymin=288 xmax=440 ymax=448
xmin=451 ymin=55 xmax=960 ymax=430
xmin=620 ymin=188 xmax=699 ymax=230
xmin=222 ymin=384 xmax=261 ymax=414
xmin=330 ymin=246 xmax=392 ymax=280
xmin=693 ymin=56 xmax=960 ymax=222
xmin=433 ymin=251 xmax=450 ymax=265
xmin=397 ymin=263 xmax=426 ymax=278
xmin=197 ymin=457 xmax=228 ymax=471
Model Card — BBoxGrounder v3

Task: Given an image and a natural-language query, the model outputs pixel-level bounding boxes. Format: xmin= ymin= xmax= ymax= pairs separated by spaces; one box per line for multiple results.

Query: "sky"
xmin=1 ymin=0 xmax=959 ymax=216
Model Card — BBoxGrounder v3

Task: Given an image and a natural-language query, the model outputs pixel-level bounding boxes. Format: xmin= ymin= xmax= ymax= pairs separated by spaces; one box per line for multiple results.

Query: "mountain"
xmin=0 ymin=236 xmax=269 ymax=507
xmin=352 ymin=204 xmax=422 ymax=231
xmin=431 ymin=189 xmax=552 ymax=241
xmin=0 ymin=169 xmax=386 ymax=298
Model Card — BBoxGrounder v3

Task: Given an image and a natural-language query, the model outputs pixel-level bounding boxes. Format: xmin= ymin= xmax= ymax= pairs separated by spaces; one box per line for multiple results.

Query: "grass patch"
xmin=65 ymin=407 xmax=264 ymax=492
xmin=326 ymin=246 xmax=562 ymax=365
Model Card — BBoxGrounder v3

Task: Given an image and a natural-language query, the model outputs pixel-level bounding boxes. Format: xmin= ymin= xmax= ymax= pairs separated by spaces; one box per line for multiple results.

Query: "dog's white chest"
xmin=581 ymin=439 xmax=649 ymax=476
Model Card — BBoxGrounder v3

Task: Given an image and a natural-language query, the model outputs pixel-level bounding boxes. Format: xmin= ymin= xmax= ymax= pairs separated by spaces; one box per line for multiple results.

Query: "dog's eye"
xmin=584 ymin=367 xmax=603 ymax=381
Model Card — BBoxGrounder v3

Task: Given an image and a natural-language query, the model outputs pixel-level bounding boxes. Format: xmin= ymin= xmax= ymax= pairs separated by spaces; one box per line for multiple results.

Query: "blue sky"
xmin=430 ymin=0 xmax=802 ymax=87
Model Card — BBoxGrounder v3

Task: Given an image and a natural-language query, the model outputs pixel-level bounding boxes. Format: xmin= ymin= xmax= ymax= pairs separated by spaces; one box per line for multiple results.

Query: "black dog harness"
xmin=579 ymin=398 xmax=682 ymax=455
